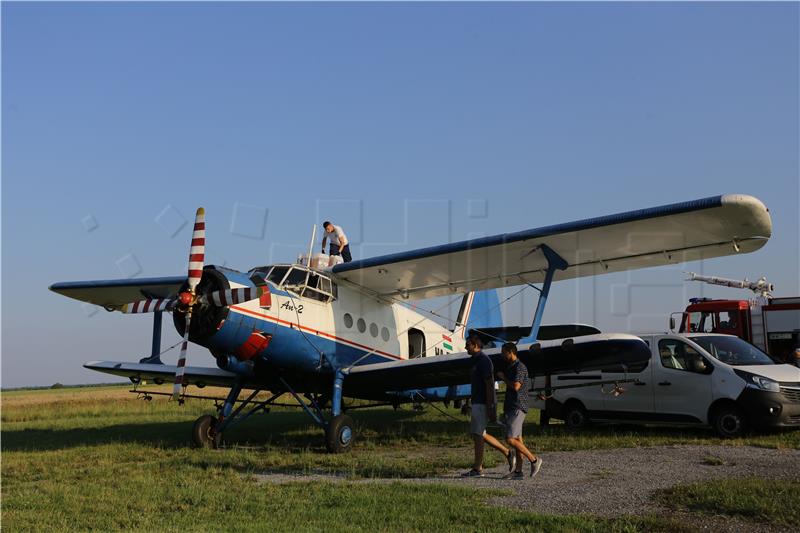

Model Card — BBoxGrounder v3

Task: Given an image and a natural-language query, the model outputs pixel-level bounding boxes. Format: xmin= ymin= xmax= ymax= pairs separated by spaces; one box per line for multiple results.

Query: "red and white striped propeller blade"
xmin=204 ymin=287 xmax=268 ymax=307
xmin=172 ymin=309 xmax=192 ymax=401
xmin=187 ymin=207 xmax=205 ymax=292
xmin=121 ymin=298 xmax=176 ymax=314
xmin=172 ymin=207 xmax=205 ymax=401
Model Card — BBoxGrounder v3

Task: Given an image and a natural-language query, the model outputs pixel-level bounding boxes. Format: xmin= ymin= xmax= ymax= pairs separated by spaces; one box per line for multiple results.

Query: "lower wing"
xmin=343 ymin=333 xmax=651 ymax=399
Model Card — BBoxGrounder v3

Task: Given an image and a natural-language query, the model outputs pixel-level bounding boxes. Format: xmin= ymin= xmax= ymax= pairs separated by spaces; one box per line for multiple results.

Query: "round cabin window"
xmin=370 ymin=323 xmax=379 ymax=338
xmin=343 ymin=313 xmax=354 ymax=328
xmin=381 ymin=327 xmax=390 ymax=342
xmin=357 ymin=318 xmax=366 ymax=333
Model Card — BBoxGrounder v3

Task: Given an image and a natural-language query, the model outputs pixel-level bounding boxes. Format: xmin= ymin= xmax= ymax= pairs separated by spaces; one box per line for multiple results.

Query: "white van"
xmin=531 ymin=333 xmax=800 ymax=437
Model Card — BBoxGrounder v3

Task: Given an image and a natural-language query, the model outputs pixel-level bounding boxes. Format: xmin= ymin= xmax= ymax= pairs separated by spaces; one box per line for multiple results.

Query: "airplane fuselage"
xmin=183 ymin=264 xmax=469 ymax=391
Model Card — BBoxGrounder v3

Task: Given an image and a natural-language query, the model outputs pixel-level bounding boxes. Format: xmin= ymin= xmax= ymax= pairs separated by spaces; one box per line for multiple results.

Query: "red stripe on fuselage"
xmin=229 ymin=305 xmax=402 ymax=360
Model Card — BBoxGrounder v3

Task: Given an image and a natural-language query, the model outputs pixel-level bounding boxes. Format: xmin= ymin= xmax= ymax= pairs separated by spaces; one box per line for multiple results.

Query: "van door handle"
xmin=658 ymin=381 xmax=672 ymax=386
xmin=634 ymin=382 xmax=647 ymax=386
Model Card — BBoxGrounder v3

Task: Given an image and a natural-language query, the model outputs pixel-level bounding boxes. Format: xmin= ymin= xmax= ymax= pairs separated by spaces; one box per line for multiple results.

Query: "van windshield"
xmin=691 ymin=336 xmax=774 ymax=366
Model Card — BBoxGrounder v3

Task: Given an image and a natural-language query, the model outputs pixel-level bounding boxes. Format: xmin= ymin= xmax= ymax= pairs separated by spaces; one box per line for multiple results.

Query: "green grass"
xmin=2 ymin=385 xmax=798 ymax=531
xmin=657 ymin=478 xmax=800 ymax=528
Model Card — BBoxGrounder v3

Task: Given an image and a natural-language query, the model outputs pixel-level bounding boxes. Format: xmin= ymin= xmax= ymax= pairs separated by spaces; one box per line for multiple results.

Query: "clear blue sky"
xmin=2 ymin=2 xmax=798 ymax=387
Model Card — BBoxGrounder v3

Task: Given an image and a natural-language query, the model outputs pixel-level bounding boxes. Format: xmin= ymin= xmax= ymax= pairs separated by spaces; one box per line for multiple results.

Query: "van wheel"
xmin=713 ymin=406 xmax=747 ymax=438
xmin=564 ymin=403 xmax=589 ymax=430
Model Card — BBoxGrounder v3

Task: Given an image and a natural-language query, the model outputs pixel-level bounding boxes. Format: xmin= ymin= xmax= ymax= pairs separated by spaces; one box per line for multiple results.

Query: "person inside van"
xmin=660 ymin=346 xmax=684 ymax=370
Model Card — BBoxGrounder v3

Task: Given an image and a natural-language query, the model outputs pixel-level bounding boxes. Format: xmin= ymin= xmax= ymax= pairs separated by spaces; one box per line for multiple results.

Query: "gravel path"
xmin=255 ymin=445 xmax=800 ymax=532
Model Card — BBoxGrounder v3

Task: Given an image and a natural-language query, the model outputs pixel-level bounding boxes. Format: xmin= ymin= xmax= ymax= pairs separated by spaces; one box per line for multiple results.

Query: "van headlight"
xmin=734 ymin=370 xmax=780 ymax=392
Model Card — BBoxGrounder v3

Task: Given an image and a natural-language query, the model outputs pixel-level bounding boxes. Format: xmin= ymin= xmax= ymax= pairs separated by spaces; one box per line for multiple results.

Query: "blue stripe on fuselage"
xmin=204 ymin=308 xmax=399 ymax=373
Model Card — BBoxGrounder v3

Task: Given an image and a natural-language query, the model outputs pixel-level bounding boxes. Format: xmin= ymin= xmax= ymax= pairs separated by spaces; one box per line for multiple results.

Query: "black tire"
xmin=192 ymin=414 xmax=222 ymax=449
xmin=564 ymin=403 xmax=590 ymax=430
xmin=325 ymin=414 xmax=354 ymax=453
xmin=712 ymin=405 xmax=747 ymax=438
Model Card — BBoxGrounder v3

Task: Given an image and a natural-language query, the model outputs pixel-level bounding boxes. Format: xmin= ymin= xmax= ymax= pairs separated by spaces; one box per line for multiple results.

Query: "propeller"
xmin=172 ymin=207 xmax=206 ymax=401
xmin=115 ymin=207 xmax=270 ymax=402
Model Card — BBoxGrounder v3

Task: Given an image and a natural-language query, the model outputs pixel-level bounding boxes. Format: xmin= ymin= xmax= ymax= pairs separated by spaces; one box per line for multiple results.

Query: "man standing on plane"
xmin=462 ymin=336 xmax=515 ymax=477
xmin=497 ymin=342 xmax=542 ymax=479
xmin=321 ymin=221 xmax=352 ymax=263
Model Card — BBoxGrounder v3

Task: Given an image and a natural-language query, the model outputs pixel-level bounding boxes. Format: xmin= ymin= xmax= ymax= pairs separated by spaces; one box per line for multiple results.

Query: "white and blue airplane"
xmin=50 ymin=194 xmax=772 ymax=452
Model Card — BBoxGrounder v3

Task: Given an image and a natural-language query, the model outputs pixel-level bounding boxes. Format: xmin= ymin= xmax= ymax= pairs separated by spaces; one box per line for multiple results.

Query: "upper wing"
xmin=50 ymin=276 xmax=186 ymax=309
xmin=331 ymin=194 xmax=771 ymax=300
xmin=343 ymin=334 xmax=651 ymax=398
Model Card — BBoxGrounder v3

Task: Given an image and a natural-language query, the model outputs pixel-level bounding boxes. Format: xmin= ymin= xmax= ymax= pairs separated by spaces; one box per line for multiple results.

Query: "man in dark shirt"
xmin=462 ymin=336 xmax=515 ymax=477
xmin=497 ymin=342 xmax=542 ymax=479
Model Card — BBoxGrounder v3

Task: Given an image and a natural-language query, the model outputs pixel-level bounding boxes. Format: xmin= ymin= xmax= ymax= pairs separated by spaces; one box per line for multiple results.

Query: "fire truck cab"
xmin=674 ymin=297 xmax=800 ymax=363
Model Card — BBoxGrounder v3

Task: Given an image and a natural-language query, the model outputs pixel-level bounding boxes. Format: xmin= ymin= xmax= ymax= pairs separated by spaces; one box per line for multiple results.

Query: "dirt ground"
xmin=256 ymin=444 xmax=800 ymax=532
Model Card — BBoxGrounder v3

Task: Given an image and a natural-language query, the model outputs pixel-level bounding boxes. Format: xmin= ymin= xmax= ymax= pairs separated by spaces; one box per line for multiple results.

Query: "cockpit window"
xmin=691 ymin=336 xmax=775 ymax=366
xmin=283 ymin=268 xmax=308 ymax=287
xmin=267 ymin=267 xmax=290 ymax=285
xmin=250 ymin=264 xmax=337 ymax=302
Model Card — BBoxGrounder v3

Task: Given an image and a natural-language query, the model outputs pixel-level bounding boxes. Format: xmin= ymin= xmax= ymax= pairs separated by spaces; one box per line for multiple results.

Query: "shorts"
xmin=470 ymin=404 xmax=488 ymax=435
xmin=504 ymin=409 xmax=526 ymax=439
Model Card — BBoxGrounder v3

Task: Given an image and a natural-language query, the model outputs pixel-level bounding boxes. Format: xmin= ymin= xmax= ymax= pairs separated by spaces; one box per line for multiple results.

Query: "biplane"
xmin=50 ymin=194 xmax=772 ymax=452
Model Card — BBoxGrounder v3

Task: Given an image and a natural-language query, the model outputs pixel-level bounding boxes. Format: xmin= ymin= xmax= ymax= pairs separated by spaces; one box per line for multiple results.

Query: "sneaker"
xmin=530 ymin=457 xmax=543 ymax=478
xmin=461 ymin=469 xmax=484 ymax=478
xmin=506 ymin=450 xmax=516 ymax=472
xmin=510 ymin=471 xmax=524 ymax=480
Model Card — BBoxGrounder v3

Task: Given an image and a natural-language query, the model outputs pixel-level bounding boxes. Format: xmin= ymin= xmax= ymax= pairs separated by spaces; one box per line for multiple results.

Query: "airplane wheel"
xmin=192 ymin=414 xmax=222 ymax=449
xmin=564 ymin=402 xmax=589 ymax=430
xmin=325 ymin=414 xmax=354 ymax=453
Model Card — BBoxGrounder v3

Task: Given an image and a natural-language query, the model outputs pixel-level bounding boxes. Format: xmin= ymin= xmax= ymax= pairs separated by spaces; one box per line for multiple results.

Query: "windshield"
xmin=691 ymin=336 xmax=774 ymax=366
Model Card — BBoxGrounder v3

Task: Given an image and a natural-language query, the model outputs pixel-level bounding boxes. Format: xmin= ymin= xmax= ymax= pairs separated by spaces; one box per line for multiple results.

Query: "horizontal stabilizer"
xmin=469 ymin=324 xmax=602 ymax=345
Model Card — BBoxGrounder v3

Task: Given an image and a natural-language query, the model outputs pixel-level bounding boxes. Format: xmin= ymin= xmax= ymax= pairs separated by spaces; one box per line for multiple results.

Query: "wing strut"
xmin=140 ymin=311 xmax=164 ymax=364
xmin=525 ymin=244 xmax=568 ymax=343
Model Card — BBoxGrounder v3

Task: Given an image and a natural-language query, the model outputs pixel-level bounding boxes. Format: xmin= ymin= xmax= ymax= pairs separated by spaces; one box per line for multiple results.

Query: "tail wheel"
xmin=713 ymin=405 xmax=747 ymax=438
xmin=192 ymin=414 xmax=223 ymax=449
xmin=564 ymin=402 xmax=590 ymax=430
xmin=325 ymin=414 xmax=354 ymax=453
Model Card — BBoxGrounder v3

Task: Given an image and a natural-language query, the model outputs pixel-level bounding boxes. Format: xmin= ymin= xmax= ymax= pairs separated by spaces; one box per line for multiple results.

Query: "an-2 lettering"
xmin=280 ymin=301 xmax=303 ymax=314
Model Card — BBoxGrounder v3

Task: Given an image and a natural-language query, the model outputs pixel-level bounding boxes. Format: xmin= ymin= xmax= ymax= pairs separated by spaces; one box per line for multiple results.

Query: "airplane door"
xmin=653 ymin=339 xmax=713 ymax=423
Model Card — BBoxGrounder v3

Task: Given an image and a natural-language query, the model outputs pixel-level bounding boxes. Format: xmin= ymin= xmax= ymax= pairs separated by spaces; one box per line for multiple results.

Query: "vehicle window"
xmin=716 ymin=311 xmax=738 ymax=330
xmin=688 ymin=312 xmax=703 ymax=333
xmin=691 ymin=336 xmax=774 ymax=366
xmin=699 ymin=313 xmax=713 ymax=333
xmin=658 ymin=339 xmax=710 ymax=374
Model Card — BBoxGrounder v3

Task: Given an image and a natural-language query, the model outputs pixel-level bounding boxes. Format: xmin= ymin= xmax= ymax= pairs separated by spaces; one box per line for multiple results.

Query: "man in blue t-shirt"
xmin=497 ymin=342 xmax=542 ymax=479
xmin=461 ymin=336 xmax=516 ymax=477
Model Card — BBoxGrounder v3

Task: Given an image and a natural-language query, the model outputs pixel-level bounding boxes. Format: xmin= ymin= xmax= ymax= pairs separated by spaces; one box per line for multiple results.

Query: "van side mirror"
xmin=669 ymin=317 xmax=675 ymax=331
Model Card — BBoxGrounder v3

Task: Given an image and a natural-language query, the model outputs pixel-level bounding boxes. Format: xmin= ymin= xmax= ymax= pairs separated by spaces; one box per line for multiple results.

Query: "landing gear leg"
xmin=326 ymin=370 xmax=354 ymax=453
xmin=192 ymin=378 xmax=243 ymax=448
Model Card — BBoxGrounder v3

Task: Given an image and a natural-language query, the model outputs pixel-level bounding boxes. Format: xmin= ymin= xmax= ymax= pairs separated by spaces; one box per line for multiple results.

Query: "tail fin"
xmin=453 ymin=289 xmax=502 ymax=339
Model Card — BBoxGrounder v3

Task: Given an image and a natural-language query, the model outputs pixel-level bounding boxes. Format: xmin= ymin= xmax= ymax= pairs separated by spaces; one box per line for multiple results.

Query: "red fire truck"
xmin=671 ymin=273 xmax=800 ymax=363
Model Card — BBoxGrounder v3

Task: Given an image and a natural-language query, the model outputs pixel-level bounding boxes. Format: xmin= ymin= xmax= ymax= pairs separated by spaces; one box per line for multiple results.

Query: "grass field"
xmin=3 ymin=384 xmax=799 ymax=531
